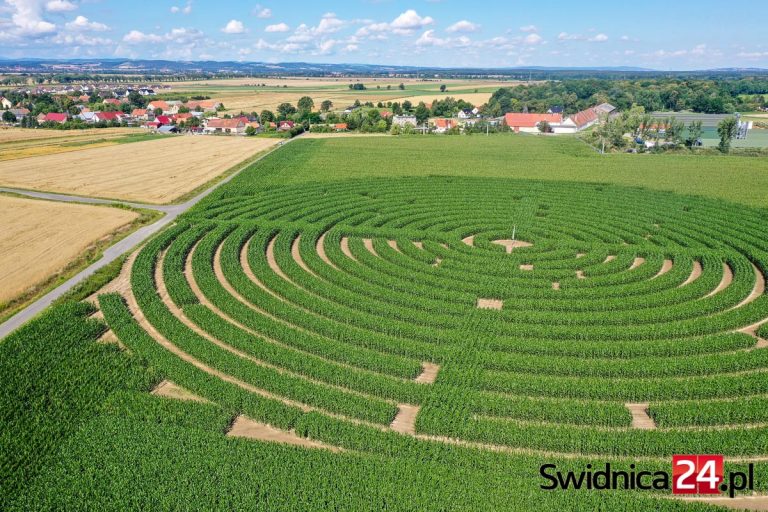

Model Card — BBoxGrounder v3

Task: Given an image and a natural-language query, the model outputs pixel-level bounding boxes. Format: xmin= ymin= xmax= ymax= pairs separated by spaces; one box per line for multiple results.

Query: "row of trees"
xmin=587 ymin=107 xmax=740 ymax=153
xmin=486 ymin=78 xmax=768 ymax=117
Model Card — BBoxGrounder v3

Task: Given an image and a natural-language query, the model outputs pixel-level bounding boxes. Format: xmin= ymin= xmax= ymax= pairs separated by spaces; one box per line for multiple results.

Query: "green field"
xmin=3 ymin=135 xmax=768 ymax=510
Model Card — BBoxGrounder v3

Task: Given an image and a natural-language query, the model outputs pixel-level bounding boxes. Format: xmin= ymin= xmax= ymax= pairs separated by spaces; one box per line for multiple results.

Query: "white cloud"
xmin=519 ymin=25 xmax=538 ymax=33
xmin=265 ymin=22 xmax=289 ymax=33
xmin=170 ymin=2 xmax=192 ymax=14
xmin=524 ymin=33 xmax=543 ymax=45
xmin=53 ymin=32 xmax=111 ymax=46
xmin=558 ymin=32 xmax=583 ymax=41
xmin=65 ymin=15 xmax=108 ymax=31
xmin=222 ymin=19 xmax=245 ymax=34
xmin=6 ymin=0 xmax=57 ymax=36
xmin=122 ymin=27 xmax=203 ymax=44
xmin=416 ymin=29 xmax=447 ymax=47
xmin=446 ymin=20 xmax=479 ymax=33
xmin=737 ymin=51 xmax=768 ymax=59
xmin=390 ymin=9 xmax=433 ymax=35
xmin=45 ymin=0 xmax=76 ymax=12
xmin=253 ymin=5 xmax=271 ymax=18
xmin=589 ymin=33 xmax=608 ymax=42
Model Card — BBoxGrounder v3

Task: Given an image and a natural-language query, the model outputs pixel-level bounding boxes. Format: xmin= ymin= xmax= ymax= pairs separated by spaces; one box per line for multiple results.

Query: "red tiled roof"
xmin=155 ymin=115 xmax=172 ymax=125
xmin=40 ymin=113 xmax=68 ymax=123
xmin=95 ymin=111 xmax=122 ymax=121
xmin=132 ymin=109 xmax=148 ymax=116
xmin=435 ymin=119 xmax=457 ymax=128
xmin=334 ymin=123 xmax=348 ymax=130
xmin=148 ymin=100 xmax=169 ymax=110
xmin=503 ymin=113 xmax=562 ymax=128
xmin=569 ymin=108 xmax=598 ymax=128
xmin=103 ymin=98 xmax=122 ymax=105
xmin=206 ymin=118 xmax=244 ymax=129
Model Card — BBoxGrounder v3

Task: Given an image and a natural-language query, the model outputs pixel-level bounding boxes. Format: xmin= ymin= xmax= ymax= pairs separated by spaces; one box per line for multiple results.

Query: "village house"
xmin=147 ymin=100 xmax=171 ymax=114
xmin=186 ymin=100 xmax=222 ymax=112
xmin=334 ymin=123 xmax=348 ymax=131
xmin=102 ymin=98 xmax=123 ymax=107
xmin=37 ymin=112 xmax=68 ymax=124
xmin=551 ymin=108 xmax=599 ymax=134
xmin=131 ymin=108 xmax=150 ymax=121
xmin=433 ymin=118 xmax=459 ymax=134
xmin=503 ymin=113 xmax=563 ymax=133
xmin=392 ymin=114 xmax=417 ymax=128
xmin=278 ymin=120 xmax=295 ymax=131
xmin=203 ymin=118 xmax=246 ymax=135
xmin=9 ymin=108 xmax=29 ymax=120
xmin=458 ymin=109 xmax=474 ymax=120
xmin=75 ymin=111 xmax=98 ymax=123
xmin=93 ymin=111 xmax=124 ymax=123
xmin=594 ymin=103 xmax=617 ymax=117
xmin=0 ymin=96 xmax=12 ymax=109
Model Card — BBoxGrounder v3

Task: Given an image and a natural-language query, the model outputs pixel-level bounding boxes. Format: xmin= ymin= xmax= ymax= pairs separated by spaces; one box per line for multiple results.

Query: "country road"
xmin=0 ymin=139 xmax=291 ymax=340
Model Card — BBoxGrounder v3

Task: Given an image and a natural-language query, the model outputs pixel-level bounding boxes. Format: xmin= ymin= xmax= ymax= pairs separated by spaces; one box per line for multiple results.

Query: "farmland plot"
xmin=0 ymin=135 xmax=279 ymax=203
xmin=0 ymin=195 xmax=138 ymax=306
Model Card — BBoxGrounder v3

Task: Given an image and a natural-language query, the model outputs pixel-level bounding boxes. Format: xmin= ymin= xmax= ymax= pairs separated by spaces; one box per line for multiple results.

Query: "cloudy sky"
xmin=1 ymin=0 xmax=766 ymax=69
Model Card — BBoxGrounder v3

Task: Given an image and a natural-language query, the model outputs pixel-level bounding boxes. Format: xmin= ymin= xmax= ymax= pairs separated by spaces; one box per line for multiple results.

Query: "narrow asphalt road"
xmin=0 ymin=139 xmax=291 ymax=339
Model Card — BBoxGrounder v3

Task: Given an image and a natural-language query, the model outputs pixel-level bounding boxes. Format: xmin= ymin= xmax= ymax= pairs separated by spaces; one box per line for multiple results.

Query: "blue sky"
xmin=1 ymin=0 xmax=766 ymax=69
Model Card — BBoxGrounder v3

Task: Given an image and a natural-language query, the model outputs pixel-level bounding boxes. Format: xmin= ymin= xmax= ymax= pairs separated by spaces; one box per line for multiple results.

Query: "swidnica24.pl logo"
xmin=540 ymin=455 xmax=755 ymax=498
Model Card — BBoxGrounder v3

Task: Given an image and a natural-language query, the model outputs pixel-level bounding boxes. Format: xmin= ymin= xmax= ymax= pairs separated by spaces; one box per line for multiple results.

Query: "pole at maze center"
xmin=512 ymin=225 xmax=516 ymax=243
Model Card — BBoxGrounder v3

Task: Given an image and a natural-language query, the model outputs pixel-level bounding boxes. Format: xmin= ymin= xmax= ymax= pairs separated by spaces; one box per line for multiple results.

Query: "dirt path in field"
xmin=604 ymin=255 xmax=616 ymax=263
xmin=462 ymin=235 xmax=475 ymax=247
xmin=340 ymin=236 xmax=356 ymax=261
xmin=491 ymin=239 xmax=533 ymax=254
xmin=239 ymin=237 xmax=286 ymax=303
xmin=705 ymin=262 xmax=734 ymax=298
xmin=228 ymin=415 xmax=344 ymax=452
xmin=629 ymin=257 xmax=646 ymax=270
xmin=414 ymin=363 xmax=440 ymax=384
xmin=576 ymin=270 xmax=586 ymax=279
xmin=363 ymin=238 xmax=378 ymax=257
xmin=151 ymin=379 xmax=209 ymax=403
xmin=675 ymin=495 xmax=768 ymax=511
xmin=387 ymin=240 xmax=401 ymax=254
xmin=733 ymin=262 xmax=766 ymax=310
xmin=651 ymin=259 xmax=673 ymax=279
xmin=552 ymin=282 xmax=560 ymax=290
xmin=680 ymin=260 xmax=703 ymax=287
xmin=413 ymin=241 xmax=424 ymax=250
xmin=625 ymin=403 xmax=656 ymax=430
xmin=316 ymin=232 xmax=339 ymax=270
xmin=266 ymin=235 xmax=291 ymax=282
xmin=291 ymin=234 xmax=317 ymax=277
xmin=390 ymin=404 xmax=420 ymax=434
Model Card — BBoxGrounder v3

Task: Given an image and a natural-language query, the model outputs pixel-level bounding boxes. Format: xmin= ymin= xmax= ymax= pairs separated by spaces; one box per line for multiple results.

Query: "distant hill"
xmin=0 ymin=58 xmax=765 ymax=78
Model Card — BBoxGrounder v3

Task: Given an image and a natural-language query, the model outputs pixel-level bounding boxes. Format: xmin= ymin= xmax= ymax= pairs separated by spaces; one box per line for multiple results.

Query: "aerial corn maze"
xmin=8 ymin=137 xmax=768 ymax=510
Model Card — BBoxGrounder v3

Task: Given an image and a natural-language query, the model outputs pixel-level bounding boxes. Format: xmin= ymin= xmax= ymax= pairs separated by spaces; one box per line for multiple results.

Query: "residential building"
xmin=392 ymin=115 xmax=417 ymax=128
xmin=203 ymin=118 xmax=246 ymax=135
xmin=0 ymin=96 xmax=12 ymax=109
xmin=433 ymin=118 xmax=459 ymax=133
xmin=503 ymin=113 xmax=563 ymax=133
xmin=37 ymin=112 xmax=68 ymax=124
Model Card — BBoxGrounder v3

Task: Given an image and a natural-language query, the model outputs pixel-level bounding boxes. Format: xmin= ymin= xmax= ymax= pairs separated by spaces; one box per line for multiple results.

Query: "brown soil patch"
xmin=651 ymin=259 xmax=674 ymax=280
xmin=151 ymin=379 xmax=209 ymax=403
xmin=266 ymin=235 xmax=290 ymax=281
xmin=414 ymin=363 xmax=440 ymax=384
xmin=440 ymin=243 xmax=449 ymax=250
xmin=462 ymin=235 xmax=475 ymax=247
xmin=97 ymin=328 xmax=122 ymax=348
xmin=90 ymin=309 xmax=105 ymax=321
xmin=675 ymin=495 xmax=768 ymax=511
xmin=387 ymin=240 xmax=401 ymax=253
xmin=316 ymin=232 xmax=339 ymax=270
xmin=552 ymin=282 xmax=560 ymax=290
xmin=291 ymin=234 xmax=317 ymax=277
xmin=576 ymin=270 xmax=586 ymax=280
xmin=629 ymin=257 xmax=646 ymax=270
xmin=390 ymin=404 xmax=420 ymax=435
xmin=625 ymin=403 xmax=656 ymax=430
xmin=576 ymin=253 xmax=586 ymax=259
xmin=413 ymin=241 xmax=424 ymax=250
xmin=363 ymin=238 xmax=378 ymax=257
xmin=228 ymin=415 xmax=343 ymax=451
xmin=0 ymin=195 xmax=138 ymax=305
xmin=519 ymin=264 xmax=534 ymax=271
xmin=433 ymin=258 xmax=443 ymax=268
xmin=340 ymin=236 xmax=356 ymax=261
xmin=491 ymin=239 xmax=533 ymax=254
xmin=680 ymin=260 xmax=703 ymax=287
xmin=477 ymin=298 xmax=503 ymax=310
xmin=604 ymin=255 xmax=616 ymax=263
xmin=705 ymin=262 xmax=733 ymax=298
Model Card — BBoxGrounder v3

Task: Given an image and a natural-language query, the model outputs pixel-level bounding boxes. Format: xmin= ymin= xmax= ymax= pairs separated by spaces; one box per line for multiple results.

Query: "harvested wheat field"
xmin=0 ymin=135 xmax=278 ymax=203
xmin=0 ymin=127 xmax=137 ymax=144
xmin=0 ymin=195 xmax=138 ymax=306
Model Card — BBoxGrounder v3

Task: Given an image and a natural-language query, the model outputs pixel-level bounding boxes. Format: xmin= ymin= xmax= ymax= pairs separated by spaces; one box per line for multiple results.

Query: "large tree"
xmin=297 ymin=96 xmax=314 ymax=112
xmin=717 ymin=117 xmax=738 ymax=153
xmin=414 ymin=102 xmax=430 ymax=125
xmin=320 ymin=100 xmax=333 ymax=112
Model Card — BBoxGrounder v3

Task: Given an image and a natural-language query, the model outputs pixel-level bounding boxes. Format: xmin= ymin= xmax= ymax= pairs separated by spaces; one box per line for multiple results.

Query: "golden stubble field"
xmin=0 ymin=135 xmax=279 ymax=203
xmin=167 ymin=77 xmax=519 ymax=114
xmin=0 ymin=195 xmax=138 ymax=306
xmin=0 ymin=128 xmax=143 ymax=162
